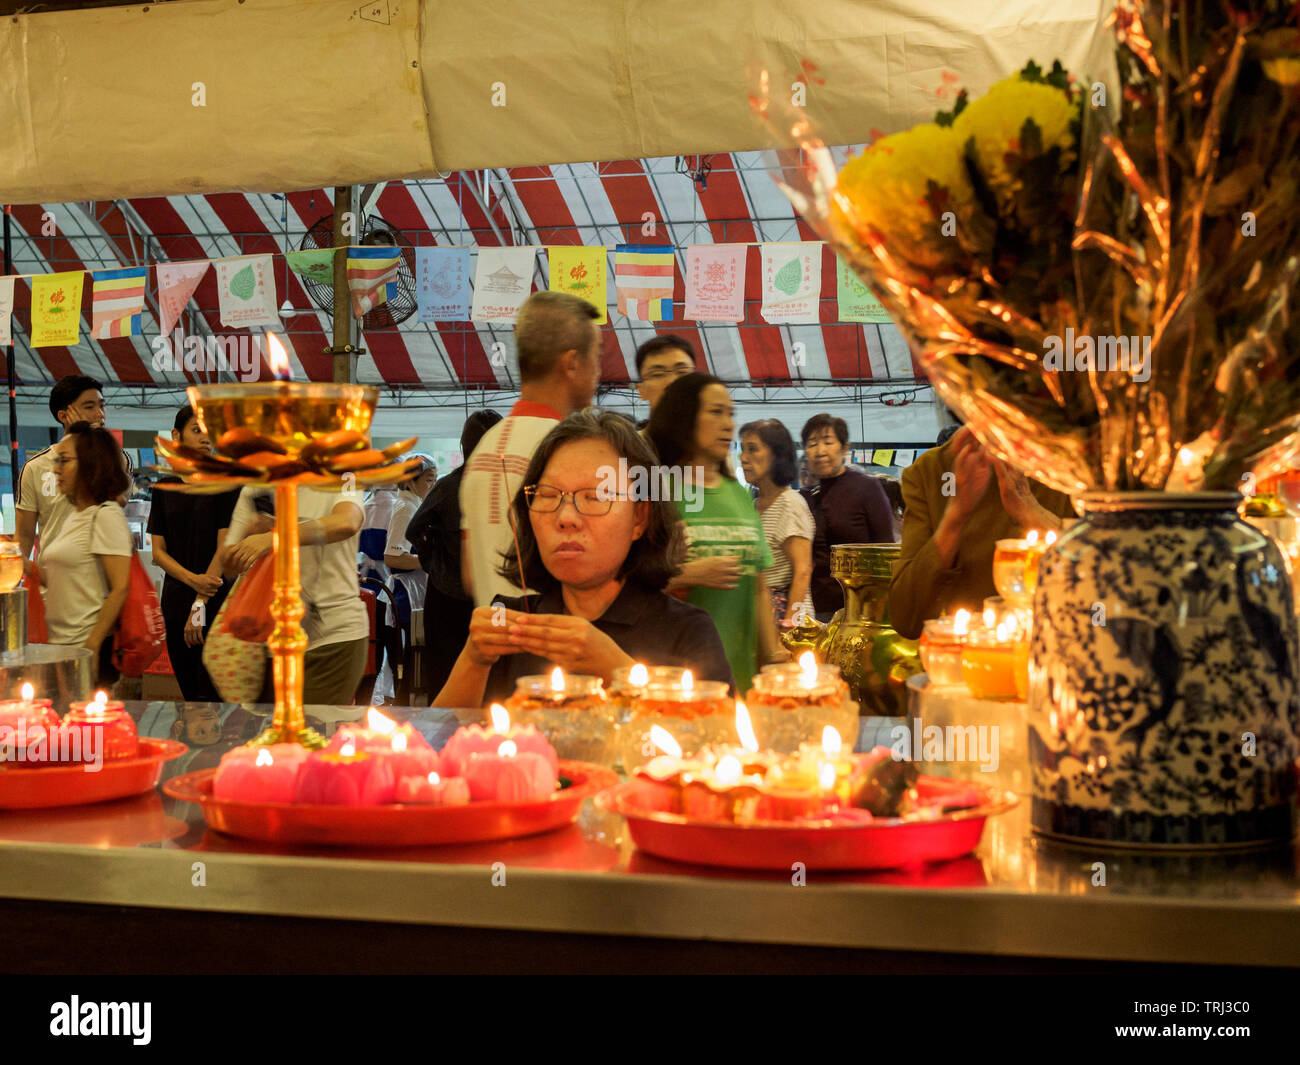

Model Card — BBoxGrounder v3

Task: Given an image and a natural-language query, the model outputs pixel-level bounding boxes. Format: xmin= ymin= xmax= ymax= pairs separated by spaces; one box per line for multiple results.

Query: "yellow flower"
xmin=833 ymin=123 xmax=971 ymax=269
xmin=953 ymin=75 xmax=1078 ymax=196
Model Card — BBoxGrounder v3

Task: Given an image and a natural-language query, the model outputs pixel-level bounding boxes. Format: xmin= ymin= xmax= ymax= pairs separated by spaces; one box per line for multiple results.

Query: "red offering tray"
xmin=0 ymin=739 xmax=189 ymax=810
xmin=599 ymin=775 xmax=1018 ymax=871
xmin=164 ymin=759 xmax=618 ymax=847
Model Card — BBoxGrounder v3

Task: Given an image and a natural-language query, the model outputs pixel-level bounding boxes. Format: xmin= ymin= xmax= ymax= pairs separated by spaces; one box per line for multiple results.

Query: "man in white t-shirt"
xmin=460 ymin=291 xmax=603 ymax=607
xmin=226 ymin=485 xmax=369 ymax=706
xmin=16 ymin=375 xmax=131 ymax=572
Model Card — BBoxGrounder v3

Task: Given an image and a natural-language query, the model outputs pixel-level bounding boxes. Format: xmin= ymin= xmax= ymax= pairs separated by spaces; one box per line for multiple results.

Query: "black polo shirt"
xmin=484 ymin=580 xmax=734 ymax=703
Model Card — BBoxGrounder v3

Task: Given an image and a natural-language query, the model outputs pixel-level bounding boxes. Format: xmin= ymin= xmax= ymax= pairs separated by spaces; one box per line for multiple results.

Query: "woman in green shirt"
xmin=646 ymin=374 xmax=788 ymax=693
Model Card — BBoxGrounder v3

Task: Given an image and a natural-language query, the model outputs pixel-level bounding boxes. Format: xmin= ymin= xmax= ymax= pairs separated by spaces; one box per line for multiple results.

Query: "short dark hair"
xmin=644 ymin=372 xmax=734 ymax=478
xmin=460 ymin=409 xmax=504 ymax=459
xmin=800 ymin=413 xmax=849 ymax=448
xmin=635 ymin=334 xmax=696 ymax=377
xmin=739 ymin=419 xmax=799 ymax=488
xmin=498 ymin=409 xmax=684 ymax=594
xmin=65 ymin=422 xmax=130 ymax=504
xmin=49 ymin=375 xmax=103 ymax=423
xmin=513 ymin=291 xmax=600 ymax=382
xmin=174 ymin=404 xmax=198 ymax=435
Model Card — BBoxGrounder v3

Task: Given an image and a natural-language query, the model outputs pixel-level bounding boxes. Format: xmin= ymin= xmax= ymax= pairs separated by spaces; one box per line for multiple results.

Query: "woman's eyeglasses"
xmin=524 ymin=484 xmax=628 ymax=516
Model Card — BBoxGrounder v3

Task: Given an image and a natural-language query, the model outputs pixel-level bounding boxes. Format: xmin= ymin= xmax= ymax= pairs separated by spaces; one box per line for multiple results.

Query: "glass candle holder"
xmin=65 ymin=698 xmax=139 ymax=760
xmin=745 ymin=666 xmax=857 ymax=755
xmin=608 ymin=664 xmax=688 ymax=724
xmin=919 ymin=618 xmax=968 ymax=688
xmin=960 ymin=626 xmax=1020 ymax=701
xmin=618 ymin=679 xmax=733 ymax=772
xmin=992 ymin=538 xmax=1035 ymax=601
xmin=503 ymin=673 xmax=615 ymax=766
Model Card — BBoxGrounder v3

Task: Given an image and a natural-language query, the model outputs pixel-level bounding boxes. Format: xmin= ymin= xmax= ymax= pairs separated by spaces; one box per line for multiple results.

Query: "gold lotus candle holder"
xmin=153 ymin=336 xmax=421 ymax=749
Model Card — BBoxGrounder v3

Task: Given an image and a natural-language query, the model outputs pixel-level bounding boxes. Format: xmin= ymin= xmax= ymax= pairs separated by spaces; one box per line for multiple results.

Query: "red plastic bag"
xmin=113 ymin=553 xmax=165 ymax=676
xmin=222 ymin=553 xmax=275 ymax=642
xmin=24 ymin=564 xmax=48 ymax=644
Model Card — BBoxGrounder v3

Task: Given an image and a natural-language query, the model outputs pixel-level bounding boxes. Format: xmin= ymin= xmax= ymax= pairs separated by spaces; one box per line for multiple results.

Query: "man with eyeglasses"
xmin=461 ymin=291 xmax=604 ymax=607
xmin=634 ymin=335 xmax=696 ymax=419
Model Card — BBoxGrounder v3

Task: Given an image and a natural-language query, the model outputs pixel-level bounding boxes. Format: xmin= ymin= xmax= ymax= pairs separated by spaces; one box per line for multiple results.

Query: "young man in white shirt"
xmin=460 ymin=291 xmax=603 ymax=607
xmin=16 ymin=375 xmax=129 ymax=572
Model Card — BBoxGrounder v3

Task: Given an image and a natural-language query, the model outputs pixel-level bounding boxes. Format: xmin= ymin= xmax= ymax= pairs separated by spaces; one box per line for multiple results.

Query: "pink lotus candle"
xmin=440 ymin=704 xmax=558 ymax=778
xmin=66 ymin=690 xmax=138 ymax=760
xmin=394 ymin=771 xmax=471 ymax=806
xmin=214 ymin=744 xmax=311 ymax=803
xmin=464 ymin=740 xmax=559 ymax=802
xmin=329 ymin=710 xmax=441 ymax=780
xmin=294 ymin=743 xmax=396 ymax=806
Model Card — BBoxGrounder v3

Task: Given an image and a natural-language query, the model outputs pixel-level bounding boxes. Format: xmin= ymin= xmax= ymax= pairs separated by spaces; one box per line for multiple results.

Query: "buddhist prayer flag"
xmin=471 ymin=247 xmax=535 ymax=323
xmin=156 ymin=260 xmax=210 ymax=337
xmin=215 ymin=254 xmax=279 ymax=328
xmin=90 ymin=266 xmax=148 ymax=339
xmin=684 ymin=244 xmax=746 ymax=322
xmin=836 ymin=255 xmax=892 ymax=322
xmin=347 ymin=245 xmax=402 ymax=318
xmin=0 ymin=277 xmax=12 ymax=346
xmin=760 ymin=242 xmax=821 ymax=324
xmin=416 ymin=246 xmax=471 ymax=321
xmin=547 ymin=246 xmax=608 ymax=324
xmin=871 ymin=449 xmax=895 ymax=467
xmin=31 ymin=271 xmax=84 ymax=347
xmin=614 ymin=244 xmax=675 ymax=321
xmin=894 ymin=449 xmax=916 ymax=467
xmin=285 ymin=248 xmax=337 ymax=286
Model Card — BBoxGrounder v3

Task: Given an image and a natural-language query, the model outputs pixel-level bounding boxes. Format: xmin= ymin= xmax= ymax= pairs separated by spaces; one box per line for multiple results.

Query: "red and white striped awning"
xmin=3 ymin=152 xmax=923 ymax=393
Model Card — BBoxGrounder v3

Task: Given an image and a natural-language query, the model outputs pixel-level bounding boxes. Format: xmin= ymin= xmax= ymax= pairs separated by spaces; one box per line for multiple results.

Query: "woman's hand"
xmin=464 ymin=605 xmax=527 ymax=668
xmin=228 ymin=532 xmax=273 ymax=572
xmin=184 ymin=610 xmax=206 ymax=647
xmin=993 ymin=459 xmax=1060 ymax=531
xmin=678 ymin=555 xmax=742 ymax=590
xmin=505 ymin=613 xmax=633 ymax=678
xmin=188 ymin=572 xmax=223 ymax=597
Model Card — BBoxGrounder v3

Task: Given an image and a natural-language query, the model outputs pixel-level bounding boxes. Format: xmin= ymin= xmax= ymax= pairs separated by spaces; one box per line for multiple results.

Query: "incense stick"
xmin=500 ymin=455 xmax=531 ymax=614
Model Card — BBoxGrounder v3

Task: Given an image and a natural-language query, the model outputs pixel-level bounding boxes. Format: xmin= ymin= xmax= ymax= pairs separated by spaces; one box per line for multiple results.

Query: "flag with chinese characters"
xmin=871 ymin=449 xmax=895 ymax=467
xmin=156 ymin=260 xmax=210 ymax=337
xmin=416 ymin=247 xmax=471 ymax=321
xmin=31 ymin=271 xmax=84 ymax=347
xmin=347 ymin=245 xmax=402 ymax=318
xmin=836 ymin=255 xmax=891 ymax=322
xmin=893 ymin=449 xmax=916 ymax=467
xmin=760 ymin=243 xmax=821 ymax=324
xmin=614 ymin=244 xmax=674 ymax=321
xmin=547 ymin=246 xmax=607 ymax=324
xmin=471 ymin=247 xmax=535 ymax=323
xmin=90 ymin=266 xmax=149 ymax=339
xmin=0 ymin=277 xmax=12 ymax=346
xmin=684 ymin=244 xmax=746 ymax=322
xmin=215 ymin=254 xmax=278 ymax=328
xmin=285 ymin=248 xmax=337 ymax=287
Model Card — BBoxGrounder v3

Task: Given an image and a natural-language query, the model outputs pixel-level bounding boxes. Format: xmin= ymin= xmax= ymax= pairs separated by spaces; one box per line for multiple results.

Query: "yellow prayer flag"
xmin=31 ymin=271 xmax=85 ymax=348
xmin=547 ymin=246 xmax=608 ymax=324
xmin=871 ymin=449 xmax=895 ymax=466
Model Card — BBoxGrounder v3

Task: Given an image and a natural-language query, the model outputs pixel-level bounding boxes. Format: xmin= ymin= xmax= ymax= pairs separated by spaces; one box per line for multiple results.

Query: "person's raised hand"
xmin=504 ymin=612 xmax=632 ymax=678
xmin=228 ymin=532 xmax=273 ymax=573
xmin=993 ymin=458 xmax=1057 ymax=530
xmin=946 ymin=427 xmax=994 ymax=522
xmin=465 ymin=605 xmax=528 ymax=668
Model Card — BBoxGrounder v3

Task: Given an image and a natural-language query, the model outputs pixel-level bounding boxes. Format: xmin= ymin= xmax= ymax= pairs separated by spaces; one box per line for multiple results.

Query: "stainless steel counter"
xmin=0 ymin=701 xmax=1297 ymax=969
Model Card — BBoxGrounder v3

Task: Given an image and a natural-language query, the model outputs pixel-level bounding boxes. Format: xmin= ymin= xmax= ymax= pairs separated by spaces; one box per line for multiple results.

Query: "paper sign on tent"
xmin=31 ymin=272 xmax=85 ymax=348
xmin=417 ymin=247 xmax=472 ymax=322
xmin=215 ymin=254 xmax=279 ymax=329
xmin=760 ymin=243 xmax=822 ymax=324
xmin=471 ymin=247 xmax=536 ymax=323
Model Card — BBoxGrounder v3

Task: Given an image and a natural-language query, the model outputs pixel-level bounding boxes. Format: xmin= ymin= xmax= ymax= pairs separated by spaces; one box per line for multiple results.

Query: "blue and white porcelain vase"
xmin=1028 ymin=492 xmax=1299 ymax=847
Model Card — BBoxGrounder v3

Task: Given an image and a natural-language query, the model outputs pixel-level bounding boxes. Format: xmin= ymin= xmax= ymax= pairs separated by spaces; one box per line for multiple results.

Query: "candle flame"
xmin=799 ymin=651 xmax=818 ymax=689
xmin=650 ymin=725 xmax=681 ymax=758
xmin=734 ymin=700 xmax=759 ymax=753
xmin=499 ymin=740 xmax=518 ymax=758
xmin=996 ymin=619 xmax=1017 ymax=642
xmin=93 ymin=690 xmax=108 ymax=704
xmin=340 ymin=741 xmax=356 ymax=757
xmin=366 ymin=709 xmax=396 ymax=734
xmin=983 ymin=607 xmax=996 ymax=629
xmin=681 ymin=668 xmax=693 ymax=693
xmin=1026 ymin=529 xmax=1039 ymax=546
xmin=266 ymin=331 xmax=291 ymax=379
xmin=19 ymin=682 xmax=33 ymax=701
xmin=489 ymin=703 xmax=511 ymax=733
xmin=628 ymin=663 xmax=648 ymax=687
xmin=1045 ymin=530 xmax=1058 ymax=546
xmin=550 ymin=666 xmax=565 ymax=692
xmin=255 ymin=748 xmax=273 ymax=767
xmin=428 ymin=771 xmax=441 ymax=785
xmin=391 ymin=732 xmax=407 ymax=752
xmin=715 ymin=754 xmax=742 ymax=786
xmin=818 ymin=762 xmax=836 ymax=791
xmin=821 ymin=726 xmax=842 ymax=757
xmin=953 ymin=609 xmax=970 ymax=636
